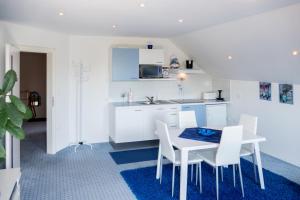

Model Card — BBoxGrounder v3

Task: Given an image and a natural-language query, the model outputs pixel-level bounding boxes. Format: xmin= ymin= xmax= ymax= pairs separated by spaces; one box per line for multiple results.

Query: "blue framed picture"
xmin=279 ymin=84 xmax=293 ymax=105
xmin=259 ymin=82 xmax=271 ymax=101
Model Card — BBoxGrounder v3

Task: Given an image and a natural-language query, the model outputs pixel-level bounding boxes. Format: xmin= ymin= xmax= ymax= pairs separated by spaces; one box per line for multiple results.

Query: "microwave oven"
xmin=139 ymin=64 xmax=163 ymax=79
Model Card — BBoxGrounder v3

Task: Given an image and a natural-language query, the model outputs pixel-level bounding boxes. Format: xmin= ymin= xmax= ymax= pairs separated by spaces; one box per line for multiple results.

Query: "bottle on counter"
xmin=127 ymin=89 xmax=133 ymax=103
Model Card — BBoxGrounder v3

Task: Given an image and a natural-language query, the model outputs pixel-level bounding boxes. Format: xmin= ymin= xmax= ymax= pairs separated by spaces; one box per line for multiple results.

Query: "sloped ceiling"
xmin=1 ymin=0 xmax=300 ymax=37
xmin=171 ymin=3 xmax=300 ymax=84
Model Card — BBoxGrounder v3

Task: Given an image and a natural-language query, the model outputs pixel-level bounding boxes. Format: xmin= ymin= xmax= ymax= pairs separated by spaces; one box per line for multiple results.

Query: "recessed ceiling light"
xmin=112 ymin=25 xmax=117 ymax=29
xmin=292 ymin=50 xmax=299 ymax=56
xmin=140 ymin=3 xmax=145 ymax=7
xmin=178 ymin=19 xmax=184 ymax=23
xmin=59 ymin=12 xmax=64 ymax=16
xmin=227 ymin=55 xmax=233 ymax=60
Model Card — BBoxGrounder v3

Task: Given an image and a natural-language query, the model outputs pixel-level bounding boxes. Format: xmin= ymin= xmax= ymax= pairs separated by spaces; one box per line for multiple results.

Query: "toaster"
xmin=203 ymin=92 xmax=217 ymax=100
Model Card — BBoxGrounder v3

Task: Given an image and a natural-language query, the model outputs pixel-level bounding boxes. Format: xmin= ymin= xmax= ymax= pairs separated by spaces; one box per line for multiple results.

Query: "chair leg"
xmin=252 ymin=154 xmax=258 ymax=182
xmin=233 ymin=164 xmax=236 ymax=187
xmin=196 ymin=164 xmax=198 ymax=185
xmin=238 ymin=164 xmax=245 ymax=198
xmin=199 ymin=162 xmax=202 ymax=193
xmin=216 ymin=166 xmax=219 ymax=200
xmin=221 ymin=166 xmax=224 ymax=182
xmin=191 ymin=164 xmax=193 ymax=182
xmin=160 ymin=157 xmax=163 ymax=184
xmin=172 ymin=164 xmax=175 ymax=197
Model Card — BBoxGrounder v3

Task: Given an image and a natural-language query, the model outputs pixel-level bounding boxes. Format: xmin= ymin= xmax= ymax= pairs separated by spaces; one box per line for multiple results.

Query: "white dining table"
xmin=155 ymin=127 xmax=266 ymax=200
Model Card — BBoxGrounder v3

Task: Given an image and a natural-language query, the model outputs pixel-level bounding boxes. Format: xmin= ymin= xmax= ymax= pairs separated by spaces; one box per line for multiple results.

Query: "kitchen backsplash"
xmin=109 ymin=74 xmax=212 ymax=102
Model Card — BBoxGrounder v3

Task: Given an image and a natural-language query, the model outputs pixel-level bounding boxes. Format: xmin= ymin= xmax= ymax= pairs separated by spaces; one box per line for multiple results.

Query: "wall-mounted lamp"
xmin=177 ymin=72 xmax=187 ymax=81
xmin=177 ymin=72 xmax=187 ymax=100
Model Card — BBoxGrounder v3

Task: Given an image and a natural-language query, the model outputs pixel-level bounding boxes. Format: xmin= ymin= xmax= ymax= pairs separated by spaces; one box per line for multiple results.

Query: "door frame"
xmin=18 ymin=45 xmax=56 ymax=155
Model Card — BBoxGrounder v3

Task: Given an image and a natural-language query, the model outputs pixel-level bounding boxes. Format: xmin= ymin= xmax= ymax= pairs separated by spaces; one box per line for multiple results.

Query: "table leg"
xmin=180 ymin=149 xmax=189 ymax=200
xmin=254 ymin=142 xmax=265 ymax=189
xmin=156 ymin=143 xmax=162 ymax=179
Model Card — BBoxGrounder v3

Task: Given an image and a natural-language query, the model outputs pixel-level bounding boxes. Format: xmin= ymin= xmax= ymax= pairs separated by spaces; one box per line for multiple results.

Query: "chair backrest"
xmin=239 ymin=114 xmax=258 ymax=153
xmin=156 ymin=120 xmax=175 ymax=163
xmin=179 ymin=111 xmax=197 ymax=129
xmin=216 ymin=125 xmax=243 ymax=166
xmin=239 ymin=114 xmax=258 ymax=135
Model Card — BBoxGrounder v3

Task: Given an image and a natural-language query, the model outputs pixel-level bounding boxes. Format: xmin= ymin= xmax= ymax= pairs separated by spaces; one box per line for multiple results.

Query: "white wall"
xmin=172 ymin=3 xmax=300 ymax=84
xmin=212 ymin=78 xmax=230 ymax=101
xmin=229 ymin=80 xmax=300 ymax=167
xmin=0 ymin=21 xmax=70 ymax=153
xmin=0 ymin=25 xmax=5 ymax=84
xmin=69 ymin=36 xmax=212 ymax=143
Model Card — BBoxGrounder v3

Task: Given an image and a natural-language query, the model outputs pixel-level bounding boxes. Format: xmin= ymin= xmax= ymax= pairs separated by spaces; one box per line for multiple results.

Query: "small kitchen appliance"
xmin=186 ymin=60 xmax=193 ymax=69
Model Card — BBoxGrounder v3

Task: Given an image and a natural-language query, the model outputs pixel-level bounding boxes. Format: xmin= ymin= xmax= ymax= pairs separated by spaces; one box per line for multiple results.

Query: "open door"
xmin=5 ymin=44 xmax=21 ymax=168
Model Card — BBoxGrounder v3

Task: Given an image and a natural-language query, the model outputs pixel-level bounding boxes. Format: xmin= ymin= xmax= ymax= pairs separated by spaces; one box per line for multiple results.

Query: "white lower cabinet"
xmin=110 ymin=103 xmax=228 ymax=143
xmin=206 ymin=104 xmax=227 ymax=127
xmin=111 ymin=105 xmax=180 ymax=143
xmin=114 ymin=107 xmax=145 ymax=143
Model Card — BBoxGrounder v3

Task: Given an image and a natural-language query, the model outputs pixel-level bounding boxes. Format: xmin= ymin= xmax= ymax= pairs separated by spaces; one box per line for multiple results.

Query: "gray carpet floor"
xmin=20 ymin=122 xmax=300 ymax=200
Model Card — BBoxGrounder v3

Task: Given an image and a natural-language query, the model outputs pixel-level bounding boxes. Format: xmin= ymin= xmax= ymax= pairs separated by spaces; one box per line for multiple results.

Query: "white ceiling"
xmin=172 ymin=3 xmax=300 ymax=83
xmin=0 ymin=0 xmax=300 ymax=37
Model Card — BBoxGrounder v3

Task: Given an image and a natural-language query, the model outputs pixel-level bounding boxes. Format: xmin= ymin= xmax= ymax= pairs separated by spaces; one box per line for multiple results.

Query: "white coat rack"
xmin=70 ymin=61 xmax=93 ymax=152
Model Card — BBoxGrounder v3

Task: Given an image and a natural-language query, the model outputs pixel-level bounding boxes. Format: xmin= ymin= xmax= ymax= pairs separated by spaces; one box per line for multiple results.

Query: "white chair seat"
xmin=174 ymin=150 xmax=203 ymax=165
xmin=240 ymin=147 xmax=253 ymax=156
xmin=197 ymin=150 xmax=217 ymax=166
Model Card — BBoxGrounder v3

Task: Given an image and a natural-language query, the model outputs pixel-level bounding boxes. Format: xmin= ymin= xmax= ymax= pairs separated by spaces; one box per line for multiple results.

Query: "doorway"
xmin=20 ymin=52 xmax=47 ymax=155
xmin=5 ymin=44 xmax=55 ymax=169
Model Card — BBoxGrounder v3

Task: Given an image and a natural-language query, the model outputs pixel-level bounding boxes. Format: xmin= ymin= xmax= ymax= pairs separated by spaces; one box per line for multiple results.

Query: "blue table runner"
xmin=179 ymin=128 xmax=222 ymax=143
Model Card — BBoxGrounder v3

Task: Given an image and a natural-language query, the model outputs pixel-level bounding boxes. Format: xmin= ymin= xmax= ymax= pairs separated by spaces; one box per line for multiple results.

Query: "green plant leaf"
xmin=10 ymin=95 xmax=26 ymax=113
xmin=2 ymin=70 xmax=17 ymax=94
xmin=0 ymin=99 xmax=8 ymax=128
xmin=0 ymin=143 xmax=5 ymax=158
xmin=23 ymin=107 xmax=33 ymax=120
xmin=0 ymin=97 xmax=5 ymax=110
xmin=6 ymin=120 xmax=25 ymax=140
xmin=0 ymin=89 xmax=3 ymax=95
xmin=6 ymin=103 xmax=23 ymax=127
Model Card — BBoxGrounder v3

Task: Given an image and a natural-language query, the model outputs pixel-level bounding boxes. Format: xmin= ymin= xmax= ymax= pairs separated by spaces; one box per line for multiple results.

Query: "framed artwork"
xmin=279 ymin=84 xmax=293 ymax=105
xmin=259 ymin=82 xmax=271 ymax=101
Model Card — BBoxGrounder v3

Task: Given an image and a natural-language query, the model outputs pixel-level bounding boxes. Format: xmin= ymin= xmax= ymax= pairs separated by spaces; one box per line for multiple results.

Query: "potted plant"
xmin=0 ymin=70 xmax=32 ymax=160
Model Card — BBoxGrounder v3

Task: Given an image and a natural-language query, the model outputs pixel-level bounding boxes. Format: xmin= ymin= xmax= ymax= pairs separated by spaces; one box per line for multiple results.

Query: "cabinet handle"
xmin=134 ymin=110 xmax=142 ymax=111
xmin=170 ymin=108 xmax=177 ymax=110
xmin=169 ymin=125 xmax=177 ymax=128
xmin=169 ymin=113 xmax=177 ymax=116
xmin=157 ymin=108 xmax=164 ymax=110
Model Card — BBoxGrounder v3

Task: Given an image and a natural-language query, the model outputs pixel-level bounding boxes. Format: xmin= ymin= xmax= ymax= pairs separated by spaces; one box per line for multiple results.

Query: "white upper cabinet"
xmin=139 ymin=49 xmax=164 ymax=65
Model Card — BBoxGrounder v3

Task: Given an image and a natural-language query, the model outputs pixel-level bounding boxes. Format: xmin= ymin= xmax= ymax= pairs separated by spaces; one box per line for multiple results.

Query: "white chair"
xmin=179 ymin=110 xmax=197 ymax=129
xmin=198 ymin=126 xmax=244 ymax=200
xmin=239 ymin=114 xmax=258 ymax=182
xmin=178 ymin=110 xmax=199 ymax=183
xmin=156 ymin=120 xmax=204 ymax=197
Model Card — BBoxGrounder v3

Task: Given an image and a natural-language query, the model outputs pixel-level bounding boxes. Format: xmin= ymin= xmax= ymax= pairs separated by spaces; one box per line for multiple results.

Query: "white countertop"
xmin=111 ymin=99 xmax=229 ymax=107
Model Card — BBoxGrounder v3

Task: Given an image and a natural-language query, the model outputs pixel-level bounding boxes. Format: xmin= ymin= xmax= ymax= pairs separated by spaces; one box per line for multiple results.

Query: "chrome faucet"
xmin=146 ymin=96 xmax=155 ymax=104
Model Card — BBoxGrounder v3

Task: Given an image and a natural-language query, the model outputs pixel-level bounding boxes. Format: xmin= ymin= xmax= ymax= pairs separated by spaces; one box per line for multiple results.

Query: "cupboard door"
xmin=112 ymin=48 xmax=139 ymax=81
xmin=115 ymin=108 xmax=144 ymax=143
xmin=206 ymin=104 xmax=227 ymax=127
xmin=139 ymin=49 xmax=164 ymax=65
xmin=181 ymin=105 xmax=206 ymax=127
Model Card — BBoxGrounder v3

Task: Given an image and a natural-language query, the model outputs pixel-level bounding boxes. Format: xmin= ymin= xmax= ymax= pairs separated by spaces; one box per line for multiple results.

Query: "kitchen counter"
xmin=110 ymin=99 xmax=229 ymax=107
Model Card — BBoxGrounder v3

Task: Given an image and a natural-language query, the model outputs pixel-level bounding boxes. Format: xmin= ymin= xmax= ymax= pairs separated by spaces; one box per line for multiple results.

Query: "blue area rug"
xmin=121 ymin=159 xmax=300 ymax=200
xmin=109 ymin=148 xmax=159 ymax=164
